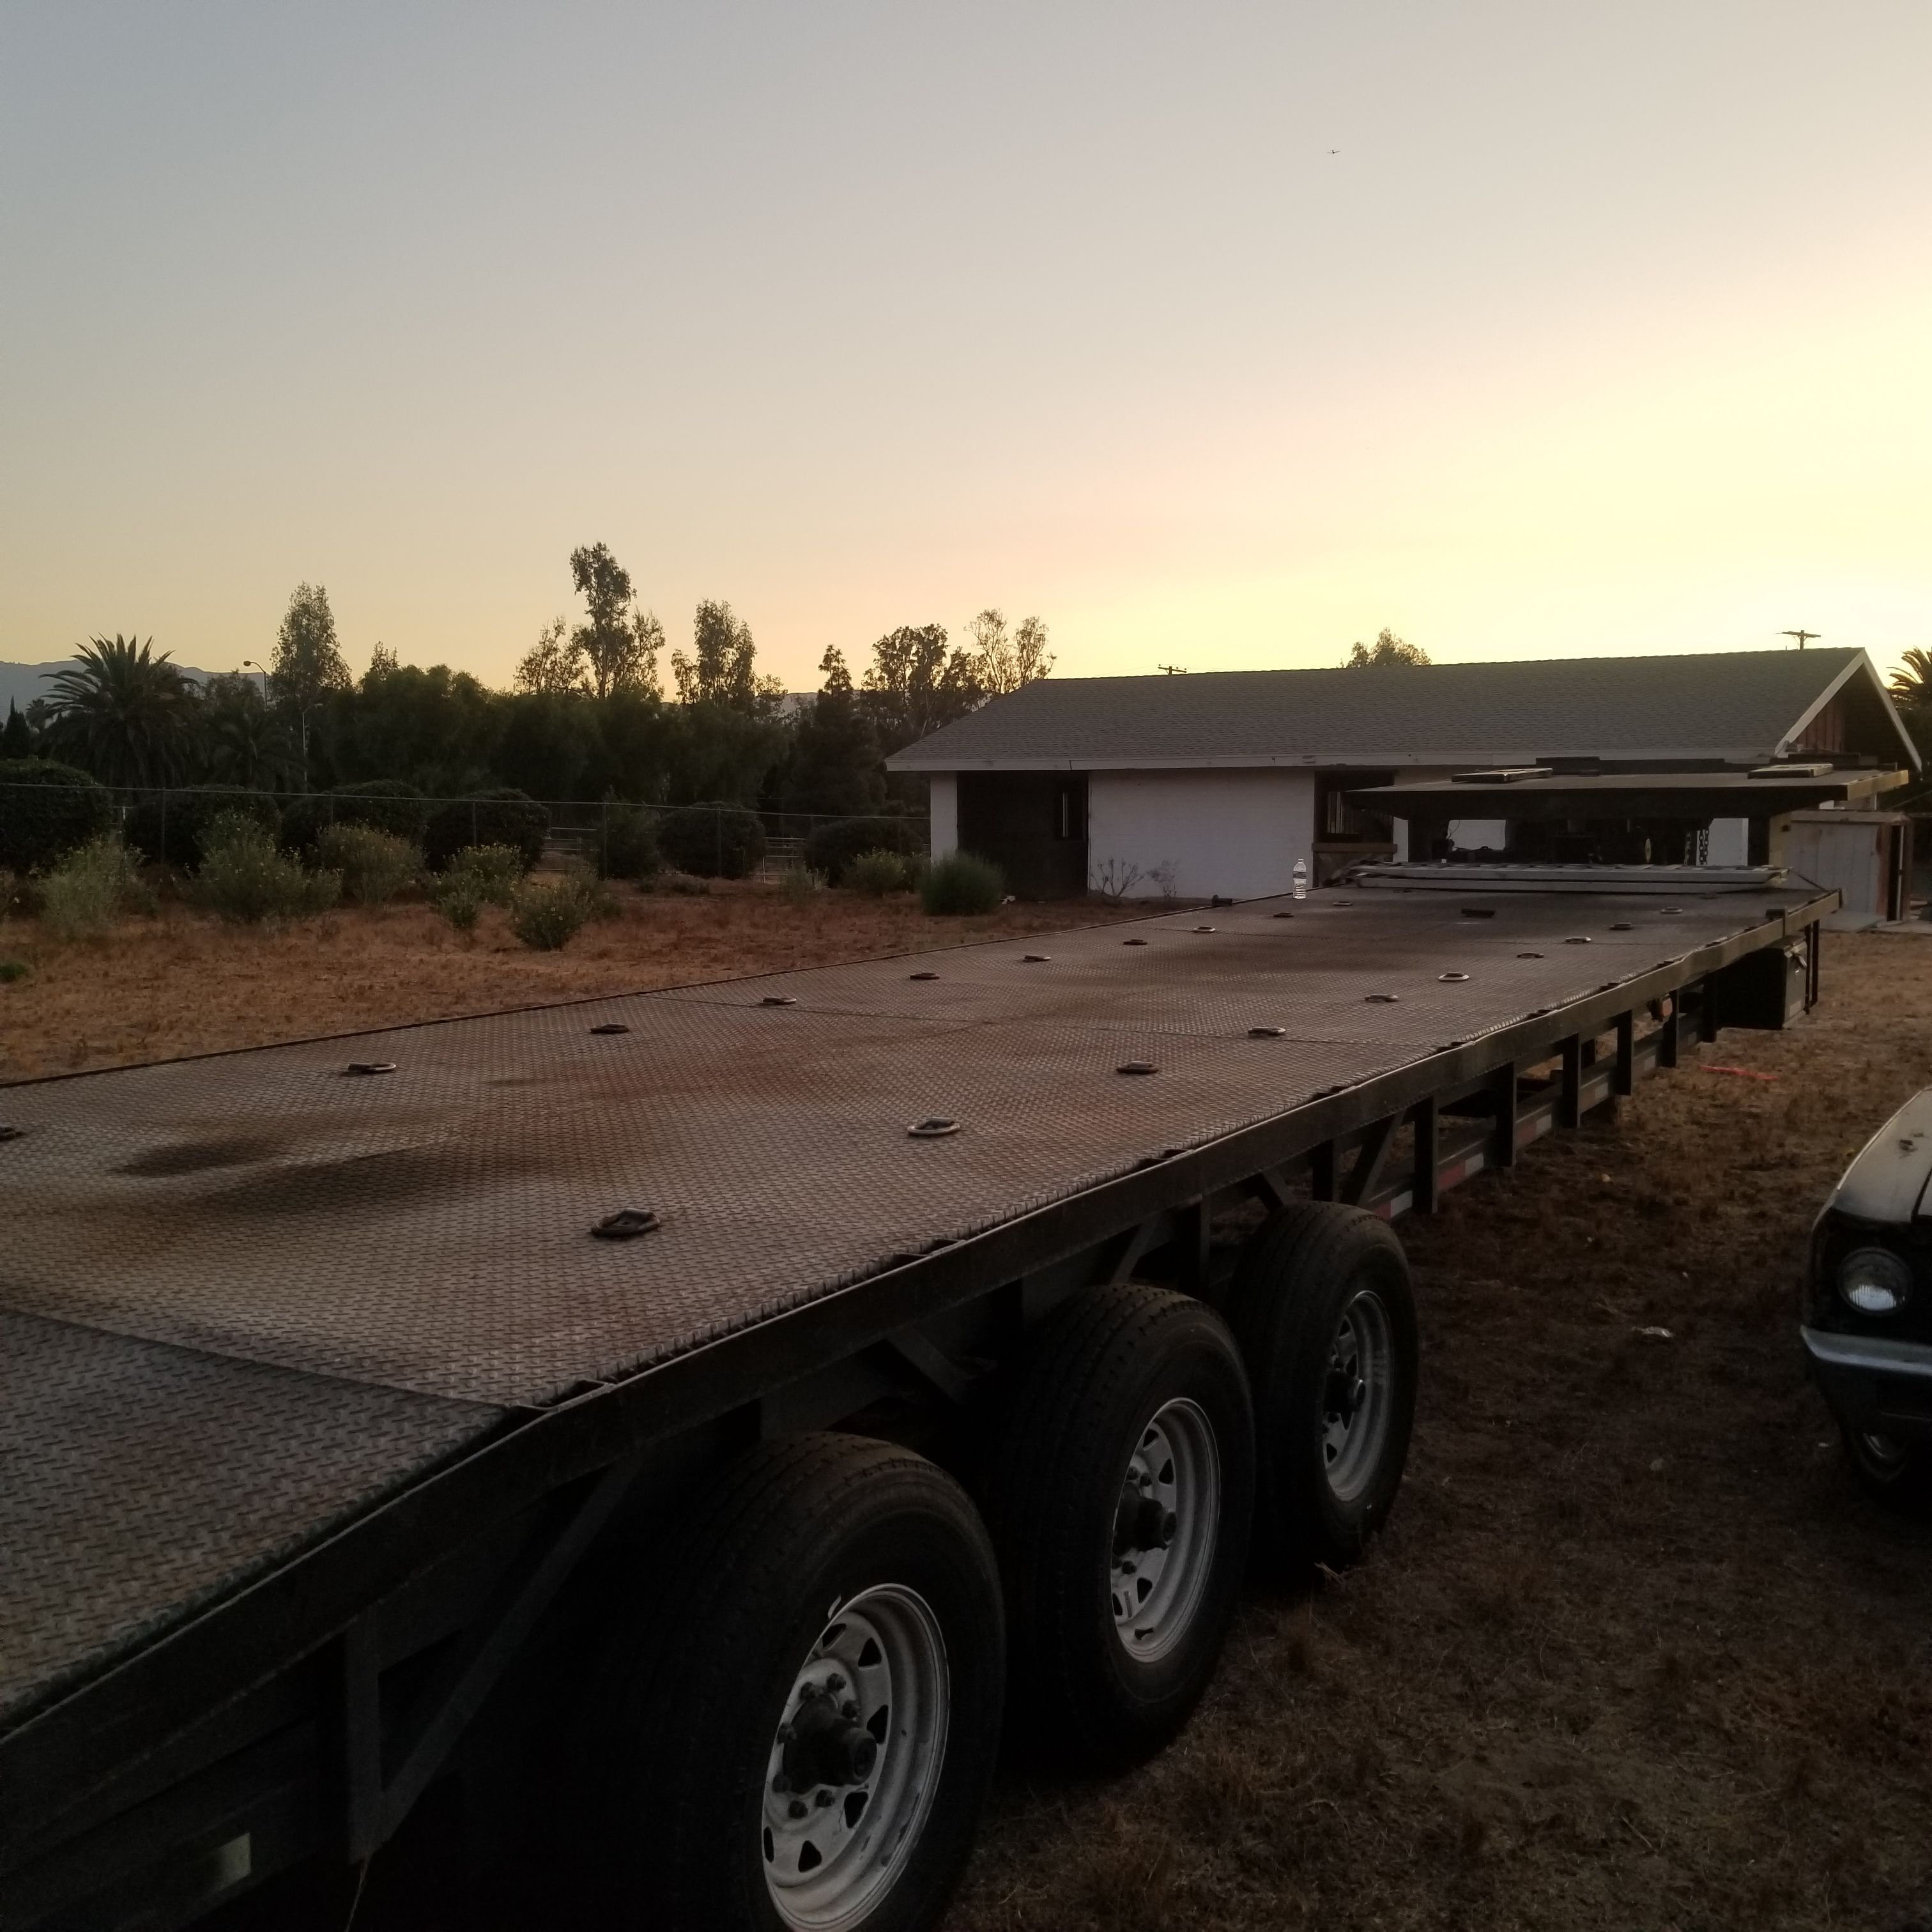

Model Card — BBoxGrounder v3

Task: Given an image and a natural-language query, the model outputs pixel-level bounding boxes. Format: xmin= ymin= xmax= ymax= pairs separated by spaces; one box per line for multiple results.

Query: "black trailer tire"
xmin=1225 ymin=1202 xmax=1418 ymax=1575
xmin=1842 ymin=1425 xmax=1932 ymax=1515
xmin=581 ymin=1434 xmax=1004 ymax=1932
xmin=978 ymin=1281 xmax=1254 ymax=1767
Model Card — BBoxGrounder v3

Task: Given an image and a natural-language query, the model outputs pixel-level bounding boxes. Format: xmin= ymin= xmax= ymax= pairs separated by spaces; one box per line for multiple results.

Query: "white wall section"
xmin=928 ymin=774 xmax=958 ymax=859
xmin=1085 ymin=770 xmax=1317 ymax=899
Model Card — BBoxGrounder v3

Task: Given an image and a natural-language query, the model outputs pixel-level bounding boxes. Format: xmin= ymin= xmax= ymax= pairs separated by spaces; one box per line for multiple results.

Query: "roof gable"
xmin=887 ymin=647 xmax=1917 ymax=771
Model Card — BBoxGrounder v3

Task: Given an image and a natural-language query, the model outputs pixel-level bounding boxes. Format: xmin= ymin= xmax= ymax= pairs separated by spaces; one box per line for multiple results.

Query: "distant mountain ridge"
xmin=0 ymin=659 xmax=229 ymax=717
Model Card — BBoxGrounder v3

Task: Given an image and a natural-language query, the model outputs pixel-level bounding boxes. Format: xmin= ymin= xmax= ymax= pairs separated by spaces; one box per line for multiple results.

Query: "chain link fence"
xmin=1 ymin=782 xmax=927 ymax=883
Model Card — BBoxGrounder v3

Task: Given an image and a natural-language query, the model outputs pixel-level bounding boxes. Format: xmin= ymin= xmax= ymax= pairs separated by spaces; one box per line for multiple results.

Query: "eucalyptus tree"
xmin=270 ymin=583 xmax=353 ymax=710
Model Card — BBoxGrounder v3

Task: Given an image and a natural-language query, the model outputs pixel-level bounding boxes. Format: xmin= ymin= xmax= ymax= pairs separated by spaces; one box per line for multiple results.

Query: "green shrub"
xmin=282 ymin=780 xmax=429 ymax=854
xmin=431 ymin=875 xmax=484 ymax=933
xmin=0 ymin=759 xmax=113 ymax=872
xmin=195 ymin=812 xmax=340 ymax=923
xmin=919 ymin=850 xmax=1005 ymax=916
xmin=0 ymin=960 xmax=28 ymax=984
xmin=125 ymin=785 xmax=280 ymax=870
xmin=779 ymin=863 xmax=825 ymax=906
xmin=847 ymin=848 xmax=908 ymax=896
xmin=509 ymin=877 xmax=589 ymax=950
xmin=802 ymin=815 xmax=924 ymax=886
xmin=598 ymin=803 xmax=661 ymax=880
xmin=314 ymin=824 xmax=422 ymax=907
xmin=424 ymin=788 xmax=548 ymax=871
xmin=656 ymin=804 xmax=766 ymax=880
xmin=38 ymin=836 xmax=151 ymax=939
xmin=442 ymin=843 xmax=523 ymax=905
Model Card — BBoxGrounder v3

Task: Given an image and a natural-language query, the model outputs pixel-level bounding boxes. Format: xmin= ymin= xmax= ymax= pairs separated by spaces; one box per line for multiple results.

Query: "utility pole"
xmin=1781 ymin=629 xmax=1819 ymax=650
xmin=1157 ymin=664 xmax=1188 ymax=675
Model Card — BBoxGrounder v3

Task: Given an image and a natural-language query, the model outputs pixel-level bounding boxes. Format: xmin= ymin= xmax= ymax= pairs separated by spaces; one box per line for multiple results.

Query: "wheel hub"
xmin=775 ymin=1681 xmax=878 ymax=1793
xmin=761 ymin=1586 xmax=950 ymax=1931
xmin=1323 ymin=1365 xmax=1367 ymax=1423
xmin=1108 ymin=1398 xmax=1220 ymax=1662
xmin=1321 ymin=1289 xmax=1393 ymax=1504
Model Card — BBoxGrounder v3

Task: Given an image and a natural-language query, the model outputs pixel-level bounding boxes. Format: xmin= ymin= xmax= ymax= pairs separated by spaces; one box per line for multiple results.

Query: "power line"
xmin=1781 ymin=629 xmax=1820 ymax=650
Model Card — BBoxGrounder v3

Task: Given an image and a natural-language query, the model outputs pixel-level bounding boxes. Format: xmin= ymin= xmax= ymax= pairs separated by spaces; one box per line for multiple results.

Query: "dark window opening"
xmin=1317 ymin=771 xmax=1396 ymax=844
xmin=1055 ymin=780 xmax=1084 ymax=841
xmin=957 ymin=772 xmax=1089 ymax=898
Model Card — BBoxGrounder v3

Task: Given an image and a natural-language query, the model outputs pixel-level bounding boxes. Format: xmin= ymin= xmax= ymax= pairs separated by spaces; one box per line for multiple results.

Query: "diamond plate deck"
xmin=0 ymin=884 xmax=1818 ymax=1732
xmin=0 ymin=889 xmax=1809 ymax=1411
xmin=0 ymin=1311 xmax=502 ymax=1729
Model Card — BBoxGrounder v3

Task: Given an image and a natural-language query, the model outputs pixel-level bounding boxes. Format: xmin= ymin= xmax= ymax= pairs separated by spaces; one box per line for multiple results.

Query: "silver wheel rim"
xmin=1323 ymin=1289 xmax=1394 ymax=1503
xmin=761 ymin=1584 xmax=950 ymax=1931
xmin=1859 ymin=1430 xmax=1909 ymax=1474
xmin=1110 ymin=1397 xmax=1221 ymax=1662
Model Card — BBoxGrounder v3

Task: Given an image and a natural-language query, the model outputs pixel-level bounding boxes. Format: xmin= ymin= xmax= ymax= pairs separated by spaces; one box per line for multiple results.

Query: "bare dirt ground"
xmin=14 ymin=908 xmax=1932 ymax=1931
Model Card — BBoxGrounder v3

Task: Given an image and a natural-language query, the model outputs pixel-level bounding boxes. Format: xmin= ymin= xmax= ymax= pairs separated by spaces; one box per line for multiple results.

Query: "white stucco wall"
xmin=928 ymin=774 xmax=958 ymax=858
xmin=1448 ymin=818 xmax=1509 ymax=852
xmin=1085 ymin=770 xmax=1317 ymax=900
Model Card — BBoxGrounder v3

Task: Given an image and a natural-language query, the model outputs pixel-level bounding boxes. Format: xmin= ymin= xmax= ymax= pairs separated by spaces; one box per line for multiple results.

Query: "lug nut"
xmin=787 ymin=1800 xmax=808 ymax=1820
xmin=825 ymin=1673 xmax=846 ymax=1693
xmin=841 ymin=1701 xmax=858 ymax=1720
xmin=814 ymin=1790 xmax=834 ymax=1808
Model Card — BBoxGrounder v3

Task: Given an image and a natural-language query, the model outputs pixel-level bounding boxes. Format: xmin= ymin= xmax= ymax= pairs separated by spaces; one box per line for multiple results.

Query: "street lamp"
xmin=241 ymin=659 xmax=271 ymax=703
xmin=300 ymin=703 xmax=326 ymax=790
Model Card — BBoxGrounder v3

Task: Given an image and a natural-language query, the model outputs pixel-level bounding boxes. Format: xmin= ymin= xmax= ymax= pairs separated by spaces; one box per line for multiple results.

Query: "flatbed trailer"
xmin=0 ymin=876 xmax=1834 ymax=1931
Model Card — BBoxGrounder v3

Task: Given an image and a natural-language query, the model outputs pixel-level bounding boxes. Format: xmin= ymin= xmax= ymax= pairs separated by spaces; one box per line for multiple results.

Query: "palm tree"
xmin=42 ymin=635 xmax=199 ymax=786
xmin=200 ymin=678 xmax=300 ymax=789
xmin=1888 ymin=648 xmax=1932 ymax=710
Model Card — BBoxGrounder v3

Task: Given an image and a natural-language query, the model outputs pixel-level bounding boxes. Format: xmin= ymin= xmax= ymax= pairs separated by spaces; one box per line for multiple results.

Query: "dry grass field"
xmin=10 ymin=901 xmax=1930 ymax=1932
xmin=0 ymin=883 xmax=1138 ymax=1082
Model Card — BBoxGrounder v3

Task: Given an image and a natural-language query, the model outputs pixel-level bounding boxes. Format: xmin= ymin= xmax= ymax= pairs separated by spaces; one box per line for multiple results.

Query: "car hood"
xmin=1829 ymin=1090 xmax=1932 ymax=1225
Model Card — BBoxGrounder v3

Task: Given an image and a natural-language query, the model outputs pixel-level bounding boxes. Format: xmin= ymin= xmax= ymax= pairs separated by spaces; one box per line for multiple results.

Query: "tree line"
xmin=0 ymin=542 xmax=1054 ymax=813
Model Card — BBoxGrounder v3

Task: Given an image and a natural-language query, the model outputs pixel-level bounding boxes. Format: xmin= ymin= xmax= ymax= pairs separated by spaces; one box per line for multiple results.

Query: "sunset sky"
xmin=3 ymin=2 xmax=1928 ymax=691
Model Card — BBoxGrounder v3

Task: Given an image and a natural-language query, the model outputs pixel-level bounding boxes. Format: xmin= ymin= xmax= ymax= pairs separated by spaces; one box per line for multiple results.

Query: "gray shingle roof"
xmin=887 ymin=647 xmax=1886 ymax=770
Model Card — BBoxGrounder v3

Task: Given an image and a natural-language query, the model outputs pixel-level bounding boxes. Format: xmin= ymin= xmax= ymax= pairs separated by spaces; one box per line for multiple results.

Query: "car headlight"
xmin=1838 ymin=1246 xmax=1913 ymax=1316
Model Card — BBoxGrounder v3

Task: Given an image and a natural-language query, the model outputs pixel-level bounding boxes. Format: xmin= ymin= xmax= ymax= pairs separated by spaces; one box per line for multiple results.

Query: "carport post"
xmin=1412 ymin=1099 xmax=1439 ymax=1213
xmin=1613 ymin=1012 xmax=1635 ymax=1096
xmin=1492 ymin=1060 xmax=1519 ymax=1169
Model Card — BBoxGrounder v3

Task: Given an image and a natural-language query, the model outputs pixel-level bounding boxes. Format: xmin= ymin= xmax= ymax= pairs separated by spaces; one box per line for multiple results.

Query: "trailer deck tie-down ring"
xmin=592 ymin=1208 xmax=660 ymax=1240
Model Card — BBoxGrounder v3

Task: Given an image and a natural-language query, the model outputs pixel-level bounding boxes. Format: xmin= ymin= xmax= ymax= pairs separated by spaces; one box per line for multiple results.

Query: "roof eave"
xmin=885 ymin=747 xmax=1795 ymax=774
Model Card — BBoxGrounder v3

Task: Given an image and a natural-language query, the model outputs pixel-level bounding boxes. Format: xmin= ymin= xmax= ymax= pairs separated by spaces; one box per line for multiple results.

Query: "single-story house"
xmin=884 ymin=646 xmax=1920 ymax=899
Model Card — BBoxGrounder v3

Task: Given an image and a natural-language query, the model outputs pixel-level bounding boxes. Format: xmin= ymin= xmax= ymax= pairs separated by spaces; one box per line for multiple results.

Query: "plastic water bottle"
xmin=1292 ymin=858 xmax=1307 ymax=901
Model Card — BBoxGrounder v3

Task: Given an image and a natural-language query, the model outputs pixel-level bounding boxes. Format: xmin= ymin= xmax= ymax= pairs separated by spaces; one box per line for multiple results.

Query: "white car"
xmin=1804 ymin=1091 xmax=1932 ymax=1508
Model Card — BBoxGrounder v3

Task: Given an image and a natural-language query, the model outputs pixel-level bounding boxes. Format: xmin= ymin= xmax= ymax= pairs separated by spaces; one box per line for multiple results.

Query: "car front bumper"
xmin=1802 ymin=1326 xmax=1932 ymax=1440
